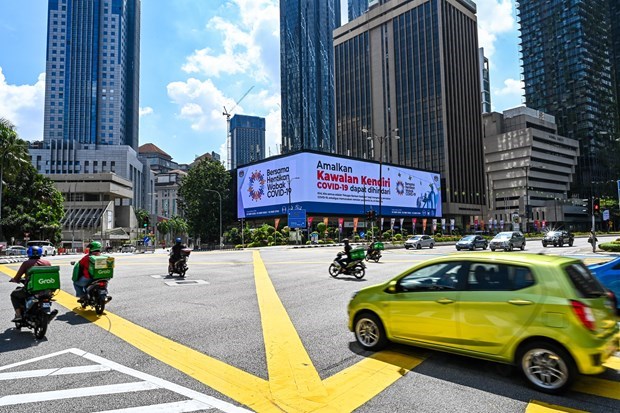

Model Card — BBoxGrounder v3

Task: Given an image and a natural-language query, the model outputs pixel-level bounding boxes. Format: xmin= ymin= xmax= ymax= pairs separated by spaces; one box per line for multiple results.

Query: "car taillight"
xmin=570 ymin=300 xmax=596 ymax=331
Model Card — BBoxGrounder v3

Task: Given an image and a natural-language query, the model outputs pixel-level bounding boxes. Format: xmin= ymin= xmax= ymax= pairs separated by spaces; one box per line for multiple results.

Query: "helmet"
xmin=175 ymin=237 xmax=182 ymax=244
xmin=343 ymin=238 xmax=349 ymax=244
xmin=89 ymin=241 xmax=102 ymax=252
xmin=27 ymin=246 xmax=43 ymax=258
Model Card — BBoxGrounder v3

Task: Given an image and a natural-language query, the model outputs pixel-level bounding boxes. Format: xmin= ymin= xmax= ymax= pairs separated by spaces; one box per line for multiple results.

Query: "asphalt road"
xmin=0 ymin=236 xmax=618 ymax=413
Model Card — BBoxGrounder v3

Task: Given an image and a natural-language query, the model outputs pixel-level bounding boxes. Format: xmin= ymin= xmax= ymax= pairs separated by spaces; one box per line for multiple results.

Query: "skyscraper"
xmin=348 ymin=0 xmax=368 ymax=21
xmin=30 ymin=0 xmax=148 ymax=206
xmin=280 ymin=0 xmax=341 ymax=154
xmin=230 ymin=115 xmax=266 ymax=169
xmin=518 ymin=0 xmax=619 ymax=199
xmin=480 ymin=48 xmax=491 ymax=114
xmin=334 ymin=0 xmax=485 ymax=226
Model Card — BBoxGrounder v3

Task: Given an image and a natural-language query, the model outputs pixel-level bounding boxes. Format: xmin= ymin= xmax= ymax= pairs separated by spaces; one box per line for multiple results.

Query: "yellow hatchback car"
xmin=348 ymin=253 xmax=619 ymax=394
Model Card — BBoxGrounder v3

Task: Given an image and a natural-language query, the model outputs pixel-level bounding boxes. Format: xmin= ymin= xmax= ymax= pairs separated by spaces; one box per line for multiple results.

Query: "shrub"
xmin=599 ymin=242 xmax=620 ymax=252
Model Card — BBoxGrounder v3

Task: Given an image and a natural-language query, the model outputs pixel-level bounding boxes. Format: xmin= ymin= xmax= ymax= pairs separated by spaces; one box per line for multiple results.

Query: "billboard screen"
xmin=236 ymin=152 xmax=441 ymax=219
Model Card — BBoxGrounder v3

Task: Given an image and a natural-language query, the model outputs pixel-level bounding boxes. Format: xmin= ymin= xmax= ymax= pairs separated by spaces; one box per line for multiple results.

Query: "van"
xmin=26 ymin=240 xmax=57 ymax=256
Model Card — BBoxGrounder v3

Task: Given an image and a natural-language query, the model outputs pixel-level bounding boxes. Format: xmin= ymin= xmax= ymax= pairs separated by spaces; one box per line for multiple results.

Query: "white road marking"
xmin=0 ymin=348 xmax=250 ymax=413
xmin=0 ymin=381 xmax=159 ymax=406
xmin=164 ymin=280 xmax=209 ymax=286
xmin=93 ymin=399 xmax=216 ymax=413
xmin=0 ymin=364 xmax=111 ymax=380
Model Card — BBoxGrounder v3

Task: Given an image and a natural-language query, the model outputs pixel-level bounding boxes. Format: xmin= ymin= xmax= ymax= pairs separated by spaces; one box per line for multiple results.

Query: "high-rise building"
xmin=280 ymin=0 xmax=341 ymax=154
xmin=348 ymin=0 xmax=368 ymax=21
xmin=480 ymin=48 xmax=492 ymax=114
xmin=518 ymin=0 xmax=619 ymax=199
xmin=230 ymin=115 xmax=266 ymax=169
xmin=29 ymin=0 xmax=148 ymax=208
xmin=28 ymin=0 xmax=150 ymax=247
xmin=334 ymin=0 xmax=485 ymax=226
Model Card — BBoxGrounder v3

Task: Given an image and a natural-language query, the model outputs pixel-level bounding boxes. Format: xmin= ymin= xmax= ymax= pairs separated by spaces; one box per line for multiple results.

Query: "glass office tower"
xmin=280 ymin=0 xmax=341 ymax=154
xmin=43 ymin=0 xmax=140 ymax=150
xmin=518 ymin=0 xmax=619 ymax=199
xmin=334 ymin=0 xmax=485 ymax=225
xmin=230 ymin=115 xmax=266 ymax=169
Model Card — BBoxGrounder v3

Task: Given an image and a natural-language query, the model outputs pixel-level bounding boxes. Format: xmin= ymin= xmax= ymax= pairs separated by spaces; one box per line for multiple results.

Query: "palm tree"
xmin=0 ymin=118 xmax=30 ymax=237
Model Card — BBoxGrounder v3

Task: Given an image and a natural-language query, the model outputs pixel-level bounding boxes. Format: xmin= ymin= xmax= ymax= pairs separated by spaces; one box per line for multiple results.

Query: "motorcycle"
xmin=168 ymin=248 xmax=192 ymax=277
xmin=329 ymin=251 xmax=366 ymax=279
xmin=365 ymin=248 xmax=382 ymax=263
xmin=79 ymin=278 xmax=112 ymax=315
xmin=13 ymin=267 xmax=60 ymax=339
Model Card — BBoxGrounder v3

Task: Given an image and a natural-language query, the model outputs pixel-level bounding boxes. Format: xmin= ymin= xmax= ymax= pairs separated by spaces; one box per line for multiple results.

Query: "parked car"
xmin=455 ymin=235 xmax=488 ymax=251
xmin=26 ymin=240 xmax=57 ymax=256
xmin=587 ymin=256 xmax=620 ymax=315
xmin=542 ymin=230 xmax=574 ymax=248
xmin=120 ymin=243 xmax=136 ymax=253
xmin=490 ymin=231 xmax=526 ymax=251
xmin=348 ymin=253 xmax=619 ymax=394
xmin=5 ymin=246 xmax=27 ymax=256
xmin=404 ymin=235 xmax=435 ymax=250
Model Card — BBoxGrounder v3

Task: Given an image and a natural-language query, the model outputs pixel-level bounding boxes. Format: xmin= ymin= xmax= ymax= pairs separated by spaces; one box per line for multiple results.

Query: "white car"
xmin=26 ymin=240 xmax=57 ymax=256
xmin=404 ymin=235 xmax=435 ymax=249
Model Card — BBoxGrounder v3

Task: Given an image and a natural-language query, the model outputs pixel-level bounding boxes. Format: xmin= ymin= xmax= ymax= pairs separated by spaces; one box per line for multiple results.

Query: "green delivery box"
xmin=26 ymin=266 xmax=61 ymax=292
xmin=89 ymin=255 xmax=115 ymax=279
xmin=350 ymin=247 xmax=366 ymax=261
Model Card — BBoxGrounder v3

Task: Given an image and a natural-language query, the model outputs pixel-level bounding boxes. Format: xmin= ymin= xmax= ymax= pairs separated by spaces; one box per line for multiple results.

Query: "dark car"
xmin=455 ymin=235 xmax=488 ymax=251
xmin=542 ymin=230 xmax=574 ymax=248
xmin=588 ymin=256 xmax=620 ymax=315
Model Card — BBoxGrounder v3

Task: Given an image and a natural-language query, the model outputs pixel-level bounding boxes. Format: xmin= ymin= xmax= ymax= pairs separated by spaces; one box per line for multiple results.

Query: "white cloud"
xmin=180 ymin=0 xmax=279 ymax=84
xmin=476 ymin=0 xmax=516 ymax=57
xmin=0 ymin=67 xmax=45 ymax=141
xmin=139 ymin=106 xmax=153 ymax=117
xmin=495 ymin=77 xmax=523 ymax=96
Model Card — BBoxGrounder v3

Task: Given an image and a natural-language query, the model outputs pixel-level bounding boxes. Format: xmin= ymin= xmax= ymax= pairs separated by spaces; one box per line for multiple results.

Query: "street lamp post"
xmin=286 ymin=175 xmax=300 ymax=244
xmin=362 ymin=128 xmax=400 ymax=240
xmin=205 ymin=189 xmax=222 ymax=249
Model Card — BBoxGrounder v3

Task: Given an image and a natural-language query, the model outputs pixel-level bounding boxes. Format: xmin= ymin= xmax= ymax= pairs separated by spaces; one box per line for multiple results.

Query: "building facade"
xmin=480 ymin=48 xmax=491 ymax=114
xmin=334 ymin=0 xmax=485 ymax=227
xmin=483 ymin=107 xmax=582 ymax=231
xmin=230 ymin=115 xmax=266 ymax=169
xmin=280 ymin=0 xmax=341 ymax=154
xmin=28 ymin=0 xmax=150 ymax=246
xmin=518 ymin=0 xmax=619 ymax=200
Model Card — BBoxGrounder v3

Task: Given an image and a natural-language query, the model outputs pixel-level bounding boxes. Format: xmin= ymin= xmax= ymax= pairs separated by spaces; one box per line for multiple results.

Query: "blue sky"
xmin=0 ymin=0 xmax=523 ymax=165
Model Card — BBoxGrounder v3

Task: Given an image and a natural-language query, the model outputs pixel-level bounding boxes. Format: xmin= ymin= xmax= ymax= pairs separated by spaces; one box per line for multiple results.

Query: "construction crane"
xmin=223 ymin=85 xmax=254 ymax=169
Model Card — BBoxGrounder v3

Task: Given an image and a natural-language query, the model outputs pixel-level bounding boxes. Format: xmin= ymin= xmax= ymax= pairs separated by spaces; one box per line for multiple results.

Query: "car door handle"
xmin=436 ymin=298 xmax=454 ymax=304
xmin=508 ymin=299 xmax=534 ymax=306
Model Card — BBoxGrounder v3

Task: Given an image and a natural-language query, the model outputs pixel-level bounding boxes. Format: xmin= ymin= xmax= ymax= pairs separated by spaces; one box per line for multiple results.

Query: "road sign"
xmin=143 ymin=236 xmax=150 ymax=245
xmin=603 ymin=210 xmax=610 ymax=221
xmin=288 ymin=209 xmax=307 ymax=229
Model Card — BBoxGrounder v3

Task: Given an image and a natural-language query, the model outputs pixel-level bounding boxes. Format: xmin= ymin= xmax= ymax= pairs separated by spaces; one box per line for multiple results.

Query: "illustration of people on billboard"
xmin=418 ymin=176 xmax=440 ymax=216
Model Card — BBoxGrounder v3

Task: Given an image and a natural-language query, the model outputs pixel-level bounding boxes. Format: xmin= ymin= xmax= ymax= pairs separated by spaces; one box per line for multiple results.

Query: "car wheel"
xmin=542 ymin=242 xmax=547 ymax=248
xmin=490 ymin=247 xmax=496 ymax=251
xmin=416 ymin=244 xmax=422 ymax=250
xmin=469 ymin=245 xmax=474 ymax=251
xmin=483 ymin=244 xmax=488 ymax=250
xmin=429 ymin=243 xmax=434 ymax=249
xmin=520 ymin=242 xmax=526 ymax=251
xmin=569 ymin=241 xmax=574 ymax=247
xmin=405 ymin=245 xmax=410 ymax=250
xmin=354 ymin=312 xmax=388 ymax=351
xmin=518 ymin=341 xmax=576 ymax=394
xmin=456 ymin=247 xmax=460 ymax=251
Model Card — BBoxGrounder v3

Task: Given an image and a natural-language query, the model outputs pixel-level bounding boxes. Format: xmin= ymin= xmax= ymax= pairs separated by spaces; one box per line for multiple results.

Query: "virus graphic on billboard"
xmin=396 ymin=181 xmax=405 ymax=195
xmin=248 ymin=171 xmax=265 ymax=201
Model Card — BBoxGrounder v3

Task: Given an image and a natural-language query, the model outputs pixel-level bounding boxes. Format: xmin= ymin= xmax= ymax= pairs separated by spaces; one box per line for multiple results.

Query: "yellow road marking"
xmin=0 ymin=265 xmax=274 ymax=412
xmin=526 ymin=400 xmax=588 ymax=413
xmin=252 ymin=251 xmax=327 ymax=411
xmin=573 ymin=376 xmax=620 ymax=400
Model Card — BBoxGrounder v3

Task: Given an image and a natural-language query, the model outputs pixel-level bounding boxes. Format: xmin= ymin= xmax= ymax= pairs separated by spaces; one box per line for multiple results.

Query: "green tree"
xmin=178 ymin=158 xmax=231 ymax=244
xmin=157 ymin=220 xmax=170 ymax=243
xmin=134 ymin=208 xmax=150 ymax=229
xmin=169 ymin=215 xmax=189 ymax=239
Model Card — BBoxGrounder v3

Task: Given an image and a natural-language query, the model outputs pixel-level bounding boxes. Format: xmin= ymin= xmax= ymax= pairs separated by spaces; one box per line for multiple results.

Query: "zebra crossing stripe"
xmin=93 ymin=399 xmax=216 ymax=413
xmin=0 ymin=365 xmax=111 ymax=380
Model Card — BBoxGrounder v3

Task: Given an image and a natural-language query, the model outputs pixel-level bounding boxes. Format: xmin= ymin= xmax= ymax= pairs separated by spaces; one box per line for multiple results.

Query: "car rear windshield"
xmin=564 ymin=263 xmax=608 ymax=298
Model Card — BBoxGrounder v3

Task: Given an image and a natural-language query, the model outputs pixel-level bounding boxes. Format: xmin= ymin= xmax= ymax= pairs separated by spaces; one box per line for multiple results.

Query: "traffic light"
xmin=593 ymin=198 xmax=600 ymax=214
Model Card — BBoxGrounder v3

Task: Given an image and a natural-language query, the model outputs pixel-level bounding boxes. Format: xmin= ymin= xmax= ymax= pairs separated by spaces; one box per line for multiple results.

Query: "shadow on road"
xmin=0 ymin=327 xmax=47 ymax=350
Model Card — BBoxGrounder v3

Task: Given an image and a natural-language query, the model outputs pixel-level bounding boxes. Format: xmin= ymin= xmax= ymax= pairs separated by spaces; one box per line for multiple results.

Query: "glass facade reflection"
xmin=230 ymin=115 xmax=266 ymax=169
xmin=280 ymin=0 xmax=341 ymax=154
xmin=518 ymin=0 xmax=619 ymax=198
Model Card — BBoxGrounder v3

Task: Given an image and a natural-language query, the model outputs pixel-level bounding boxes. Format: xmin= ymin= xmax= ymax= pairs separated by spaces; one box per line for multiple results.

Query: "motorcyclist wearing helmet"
xmin=9 ymin=246 xmax=51 ymax=322
xmin=74 ymin=241 xmax=102 ymax=302
xmin=337 ymin=238 xmax=352 ymax=273
xmin=169 ymin=237 xmax=187 ymax=271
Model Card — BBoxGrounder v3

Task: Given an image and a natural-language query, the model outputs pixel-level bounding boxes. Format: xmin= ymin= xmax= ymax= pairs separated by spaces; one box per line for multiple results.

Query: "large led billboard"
xmin=236 ymin=152 xmax=441 ymax=219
